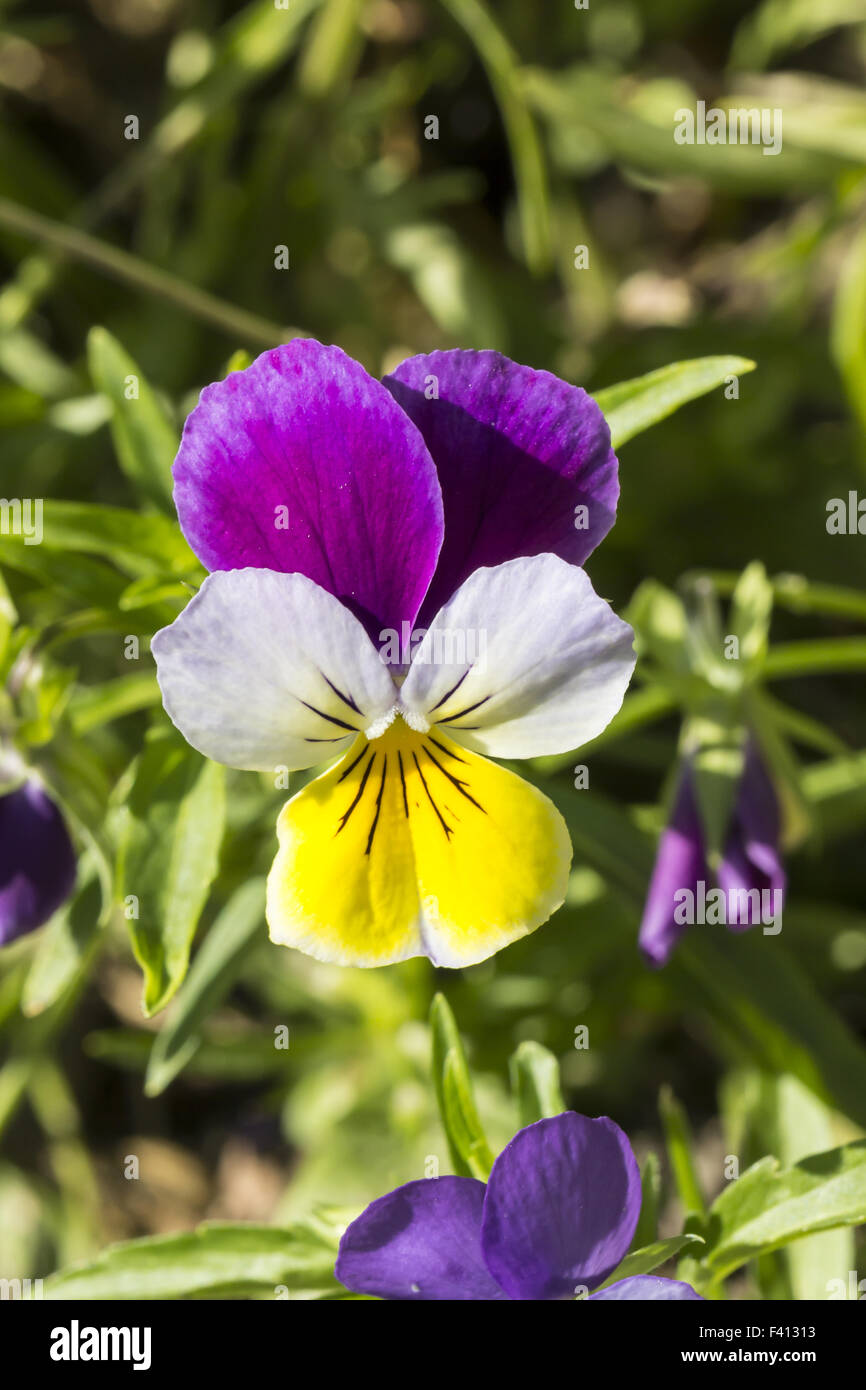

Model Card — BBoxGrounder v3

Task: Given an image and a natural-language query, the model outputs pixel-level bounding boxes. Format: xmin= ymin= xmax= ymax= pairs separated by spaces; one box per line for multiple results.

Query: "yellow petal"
xmin=266 ymin=719 xmax=571 ymax=967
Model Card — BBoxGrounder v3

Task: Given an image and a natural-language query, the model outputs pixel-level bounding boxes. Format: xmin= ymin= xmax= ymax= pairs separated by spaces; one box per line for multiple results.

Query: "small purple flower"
xmin=335 ymin=1112 xmax=702 ymax=1301
xmin=639 ymin=743 xmax=786 ymax=967
xmin=0 ymin=773 xmax=77 ymax=946
xmin=153 ymin=342 xmax=634 ymax=967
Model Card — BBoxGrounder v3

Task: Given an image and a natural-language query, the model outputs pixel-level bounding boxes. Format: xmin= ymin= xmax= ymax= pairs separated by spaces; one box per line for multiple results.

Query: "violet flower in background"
xmin=639 ymin=741 xmax=786 ymax=968
xmin=336 ymin=1111 xmax=702 ymax=1301
xmin=0 ymin=766 xmax=77 ymax=947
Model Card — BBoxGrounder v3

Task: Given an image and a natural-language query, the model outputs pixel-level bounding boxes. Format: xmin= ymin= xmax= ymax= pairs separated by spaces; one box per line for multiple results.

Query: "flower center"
xmin=364 ymin=703 xmax=430 ymax=741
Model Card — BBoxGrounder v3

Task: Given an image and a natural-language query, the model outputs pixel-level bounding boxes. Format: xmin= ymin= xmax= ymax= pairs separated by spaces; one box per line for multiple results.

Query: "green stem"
xmin=0 ymin=196 xmax=296 ymax=348
xmin=690 ymin=571 xmax=866 ymax=625
xmin=439 ymin=0 xmax=552 ymax=274
xmin=763 ymin=638 xmax=866 ymax=680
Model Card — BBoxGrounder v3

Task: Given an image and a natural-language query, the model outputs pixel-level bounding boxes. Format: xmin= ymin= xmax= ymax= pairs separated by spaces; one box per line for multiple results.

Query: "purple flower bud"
xmin=0 ymin=778 xmax=77 ymax=946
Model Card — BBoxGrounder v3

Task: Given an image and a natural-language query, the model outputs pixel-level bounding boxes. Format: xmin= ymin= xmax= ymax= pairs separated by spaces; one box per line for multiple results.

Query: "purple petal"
xmin=384 ymin=350 xmax=618 ymax=622
xmin=590 ymin=1275 xmax=703 ymax=1301
xmin=718 ymin=744 xmax=786 ymax=932
xmin=639 ymin=769 xmax=707 ymax=968
xmin=336 ymin=1177 xmax=507 ymax=1300
xmin=0 ymin=780 xmax=76 ymax=945
xmin=480 ymin=1113 xmax=641 ymax=1300
xmin=173 ymin=341 xmax=444 ymax=637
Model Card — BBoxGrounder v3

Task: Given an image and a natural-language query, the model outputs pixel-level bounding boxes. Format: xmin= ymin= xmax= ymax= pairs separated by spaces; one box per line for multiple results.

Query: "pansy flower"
xmin=153 ymin=341 xmax=635 ymax=967
xmin=0 ymin=749 xmax=76 ymax=946
xmin=335 ymin=1111 xmax=702 ymax=1300
xmin=639 ymin=741 xmax=786 ymax=967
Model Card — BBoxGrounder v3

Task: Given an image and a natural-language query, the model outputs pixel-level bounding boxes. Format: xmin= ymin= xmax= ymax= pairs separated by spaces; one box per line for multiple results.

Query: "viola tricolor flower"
xmin=639 ymin=742 xmax=786 ymax=967
xmin=0 ymin=751 xmax=76 ymax=946
xmin=335 ymin=1111 xmax=702 ymax=1300
xmin=153 ymin=340 xmax=635 ymax=967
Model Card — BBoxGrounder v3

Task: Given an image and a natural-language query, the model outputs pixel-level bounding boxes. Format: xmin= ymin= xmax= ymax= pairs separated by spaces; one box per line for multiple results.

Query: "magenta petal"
xmin=0 ymin=781 xmax=76 ymax=945
xmin=335 ymin=1177 xmax=507 ymax=1300
xmin=384 ymin=350 xmax=618 ymax=622
xmin=590 ymin=1275 xmax=703 ymax=1301
xmin=639 ymin=769 xmax=706 ymax=968
xmin=173 ymin=341 xmax=444 ymax=636
xmin=480 ymin=1113 xmax=641 ymax=1301
xmin=718 ymin=743 xmax=786 ymax=931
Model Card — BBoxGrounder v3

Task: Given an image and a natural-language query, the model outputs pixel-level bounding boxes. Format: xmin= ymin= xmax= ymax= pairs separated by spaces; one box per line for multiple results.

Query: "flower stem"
xmin=0 ymin=196 xmax=297 ymax=349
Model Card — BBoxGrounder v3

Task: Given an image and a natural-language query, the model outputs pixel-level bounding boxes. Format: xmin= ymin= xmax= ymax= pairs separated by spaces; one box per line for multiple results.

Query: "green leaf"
xmin=702 ymin=1140 xmax=866 ymax=1284
xmin=87 ymin=327 xmax=178 ymax=511
xmin=0 ymin=500 xmax=197 ymax=578
xmin=803 ymin=749 xmax=866 ymax=839
xmin=45 ymin=1221 xmax=341 ymax=1300
xmin=687 ymin=718 xmax=745 ymax=868
xmin=676 ymin=928 xmax=866 ymax=1134
xmin=222 ymin=349 xmax=254 ymax=376
xmin=599 ymin=1234 xmax=705 ymax=1290
xmin=385 ymin=224 xmax=504 ymax=349
xmin=745 ymin=690 xmax=813 ymax=848
xmin=145 ymin=878 xmax=265 ymax=1096
xmin=430 ymin=993 xmax=495 ymax=1180
xmin=21 ymin=875 xmax=104 ymax=1018
xmin=594 ymin=356 xmax=756 ymax=449
xmin=509 ymin=1040 xmax=565 ymax=1126
xmin=659 ymin=1085 xmax=707 ymax=1219
xmin=633 ymin=1152 xmax=661 ymax=1249
xmin=729 ymin=561 xmax=774 ymax=670
xmin=730 ymin=0 xmax=866 ymax=70
xmin=119 ymin=745 xmax=227 ymax=1016
xmin=439 ymin=0 xmax=552 ymax=274
xmin=627 ymin=579 xmax=690 ymax=674
xmin=68 ymin=673 xmax=161 ymax=735
xmin=720 ymin=1071 xmax=856 ymax=1301
xmin=764 ymin=637 xmax=866 ymax=680
xmin=298 ymin=0 xmax=364 ymax=97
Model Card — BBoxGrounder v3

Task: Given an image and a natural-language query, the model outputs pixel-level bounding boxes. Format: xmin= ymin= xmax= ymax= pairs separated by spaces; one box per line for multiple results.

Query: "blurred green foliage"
xmin=1 ymin=0 xmax=866 ymax=1299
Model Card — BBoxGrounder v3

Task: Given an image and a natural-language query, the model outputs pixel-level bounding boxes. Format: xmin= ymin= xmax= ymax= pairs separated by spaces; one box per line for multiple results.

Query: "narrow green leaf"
xmin=594 ymin=356 xmax=757 ymax=449
xmin=768 ymin=1075 xmax=854 ymax=1301
xmin=803 ymin=749 xmax=866 ymax=839
xmin=729 ymin=0 xmax=866 ymax=71
xmin=659 ymin=1085 xmax=707 ymax=1219
xmin=745 ymin=690 xmax=813 ymax=847
xmin=509 ymin=1040 xmax=565 ymax=1126
xmin=87 ymin=327 xmax=178 ymax=511
xmin=121 ymin=748 xmax=227 ymax=1016
xmin=830 ymin=220 xmax=866 ymax=458
xmin=627 ymin=579 xmax=690 ymax=673
xmin=297 ymin=0 xmax=364 ymax=97
xmin=45 ymin=1221 xmax=341 ymax=1300
xmin=0 ymin=500 xmax=197 ymax=578
xmin=633 ymin=1152 xmax=662 ymax=1249
xmin=68 ymin=673 xmax=161 ymax=735
xmin=729 ymin=561 xmax=773 ymax=669
xmin=145 ymin=879 xmax=265 ymax=1096
xmin=676 ymin=929 xmax=866 ymax=1134
xmin=763 ymin=636 xmax=866 ymax=679
xmin=439 ymin=0 xmax=552 ymax=273
xmin=22 ymin=876 xmax=103 ymax=1018
xmin=599 ymin=1234 xmax=705 ymax=1289
xmin=703 ymin=1141 xmax=866 ymax=1283
xmin=430 ymin=993 xmax=495 ymax=1180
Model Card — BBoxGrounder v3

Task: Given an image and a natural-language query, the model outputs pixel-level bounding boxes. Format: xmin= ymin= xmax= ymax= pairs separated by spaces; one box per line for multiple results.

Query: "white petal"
xmin=152 ymin=569 xmax=398 ymax=771
xmin=399 ymin=555 xmax=635 ymax=759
